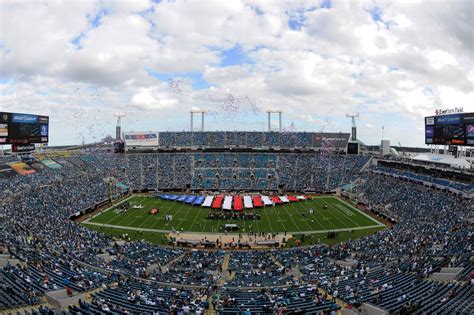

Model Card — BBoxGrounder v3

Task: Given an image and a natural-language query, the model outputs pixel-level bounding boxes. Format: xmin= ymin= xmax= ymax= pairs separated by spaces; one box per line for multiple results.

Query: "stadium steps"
xmin=270 ymin=254 xmax=284 ymax=268
xmin=316 ymin=287 xmax=348 ymax=311
xmin=221 ymin=252 xmax=231 ymax=274
xmin=219 ymin=252 xmax=233 ymax=285
xmin=207 ymin=291 xmax=218 ymax=315
xmin=162 ymin=252 xmax=187 ymax=272
xmin=83 ymin=287 xmax=105 ymax=301
xmin=360 ymin=156 xmax=374 ymax=172
xmin=290 ymin=265 xmax=303 ymax=281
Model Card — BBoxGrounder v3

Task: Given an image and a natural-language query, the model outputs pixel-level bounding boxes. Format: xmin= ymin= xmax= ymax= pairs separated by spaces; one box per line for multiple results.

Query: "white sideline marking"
xmin=82 ymin=221 xmax=384 ymax=235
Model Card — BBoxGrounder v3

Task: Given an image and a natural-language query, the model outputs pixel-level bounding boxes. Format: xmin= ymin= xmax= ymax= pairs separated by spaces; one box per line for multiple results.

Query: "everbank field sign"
xmin=435 ymin=107 xmax=464 ymax=116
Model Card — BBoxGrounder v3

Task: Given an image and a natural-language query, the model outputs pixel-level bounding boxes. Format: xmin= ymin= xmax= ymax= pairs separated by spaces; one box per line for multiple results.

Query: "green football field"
xmin=82 ymin=195 xmax=385 ymax=244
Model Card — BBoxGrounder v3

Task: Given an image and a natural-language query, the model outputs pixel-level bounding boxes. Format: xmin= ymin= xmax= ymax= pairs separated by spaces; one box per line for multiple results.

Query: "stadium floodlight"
xmin=114 ymin=112 xmax=126 ymax=140
xmin=189 ymin=108 xmax=206 ymax=131
xmin=266 ymin=109 xmax=283 ymax=132
xmin=346 ymin=113 xmax=359 ymax=141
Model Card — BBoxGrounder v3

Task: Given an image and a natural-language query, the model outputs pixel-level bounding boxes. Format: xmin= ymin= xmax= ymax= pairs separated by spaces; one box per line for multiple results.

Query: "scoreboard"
xmin=0 ymin=112 xmax=49 ymax=145
xmin=425 ymin=113 xmax=474 ymax=146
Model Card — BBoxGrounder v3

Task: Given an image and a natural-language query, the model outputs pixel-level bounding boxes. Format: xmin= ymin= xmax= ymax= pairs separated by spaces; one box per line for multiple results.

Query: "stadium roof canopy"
xmin=411 ymin=153 xmax=470 ymax=169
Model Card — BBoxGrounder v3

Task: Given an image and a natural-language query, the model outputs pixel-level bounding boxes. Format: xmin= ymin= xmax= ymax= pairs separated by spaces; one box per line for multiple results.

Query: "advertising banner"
xmin=12 ymin=144 xmax=35 ymax=152
xmin=42 ymin=159 xmax=63 ymax=169
xmin=124 ymin=132 xmax=159 ymax=147
xmin=9 ymin=162 xmax=36 ymax=175
xmin=313 ymin=133 xmax=350 ymax=148
xmin=12 ymin=113 xmax=38 ymax=124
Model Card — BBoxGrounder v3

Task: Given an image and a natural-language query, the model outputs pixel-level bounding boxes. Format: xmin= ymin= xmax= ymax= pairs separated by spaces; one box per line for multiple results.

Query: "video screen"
xmin=425 ymin=113 xmax=473 ymax=146
xmin=0 ymin=112 xmax=49 ymax=144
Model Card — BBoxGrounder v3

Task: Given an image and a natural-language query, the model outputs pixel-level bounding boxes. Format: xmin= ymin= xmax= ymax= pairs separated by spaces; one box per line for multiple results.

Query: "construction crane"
xmin=346 ymin=113 xmax=359 ymax=141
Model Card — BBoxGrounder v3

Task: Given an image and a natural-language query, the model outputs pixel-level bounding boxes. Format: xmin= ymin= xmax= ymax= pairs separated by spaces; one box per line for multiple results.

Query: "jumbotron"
xmin=0 ymin=122 xmax=472 ymax=314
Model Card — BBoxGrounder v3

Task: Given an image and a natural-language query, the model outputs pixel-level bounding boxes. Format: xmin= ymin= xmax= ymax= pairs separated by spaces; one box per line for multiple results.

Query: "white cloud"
xmin=0 ymin=0 xmax=472 ymax=146
xmin=427 ymin=50 xmax=458 ymax=70
xmin=130 ymin=88 xmax=178 ymax=110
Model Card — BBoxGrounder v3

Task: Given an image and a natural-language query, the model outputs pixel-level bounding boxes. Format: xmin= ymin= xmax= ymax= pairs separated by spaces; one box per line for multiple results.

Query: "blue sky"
xmin=0 ymin=0 xmax=472 ymax=146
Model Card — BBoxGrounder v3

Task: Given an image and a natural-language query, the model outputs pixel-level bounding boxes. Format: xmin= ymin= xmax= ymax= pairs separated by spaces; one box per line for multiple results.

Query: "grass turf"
xmin=83 ymin=195 xmax=385 ymax=245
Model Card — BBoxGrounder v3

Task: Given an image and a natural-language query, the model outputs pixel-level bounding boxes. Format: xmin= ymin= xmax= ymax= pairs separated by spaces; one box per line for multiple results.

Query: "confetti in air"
xmin=168 ymin=78 xmax=183 ymax=95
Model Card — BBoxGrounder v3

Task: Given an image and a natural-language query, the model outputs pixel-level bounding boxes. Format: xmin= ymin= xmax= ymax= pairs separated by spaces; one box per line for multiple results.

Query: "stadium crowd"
xmin=157 ymin=131 xmax=330 ymax=148
xmin=89 ymin=152 xmax=370 ymax=192
xmin=0 ymin=150 xmax=472 ymax=314
xmin=227 ymin=251 xmax=291 ymax=287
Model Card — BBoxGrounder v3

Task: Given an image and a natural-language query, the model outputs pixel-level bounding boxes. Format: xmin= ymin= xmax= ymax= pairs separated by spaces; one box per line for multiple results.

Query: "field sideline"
xmin=83 ymin=195 xmax=385 ymax=238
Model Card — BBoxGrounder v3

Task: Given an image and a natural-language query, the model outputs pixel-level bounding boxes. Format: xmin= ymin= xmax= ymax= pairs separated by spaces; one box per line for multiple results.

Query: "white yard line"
xmin=318 ymin=198 xmax=352 ymax=229
xmin=189 ymin=206 xmax=203 ymax=231
xmin=117 ymin=196 xmax=149 ymax=227
xmin=324 ymin=198 xmax=361 ymax=228
xmin=136 ymin=198 xmax=160 ymax=229
xmin=83 ymin=195 xmax=135 ymax=223
xmin=263 ymin=207 xmax=276 ymax=232
xmin=284 ymin=202 xmax=308 ymax=232
xmin=336 ymin=198 xmax=385 ymax=227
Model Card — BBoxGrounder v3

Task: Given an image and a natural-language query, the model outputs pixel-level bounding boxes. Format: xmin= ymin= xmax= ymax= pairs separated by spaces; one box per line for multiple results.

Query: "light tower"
xmin=266 ymin=110 xmax=283 ymax=132
xmin=114 ymin=112 xmax=126 ymax=140
xmin=346 ymin=113 xmax=359 ymax=141
xmin=189 ymin=108 xmax=206 ymax=131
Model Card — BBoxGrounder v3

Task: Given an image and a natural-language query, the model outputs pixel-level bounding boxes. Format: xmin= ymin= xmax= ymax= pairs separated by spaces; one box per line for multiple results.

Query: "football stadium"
xmin=1 ymin=1 xmax=473 ymax=315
